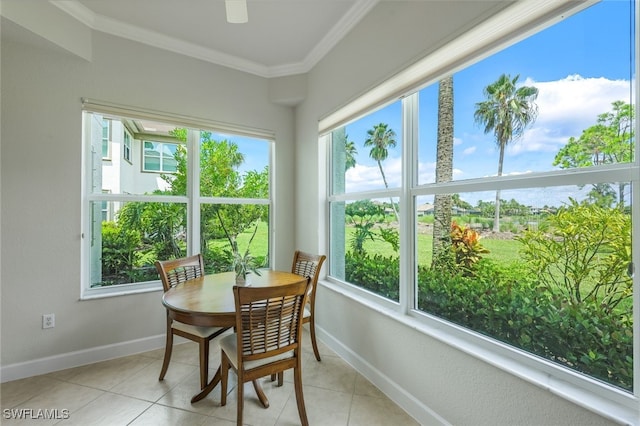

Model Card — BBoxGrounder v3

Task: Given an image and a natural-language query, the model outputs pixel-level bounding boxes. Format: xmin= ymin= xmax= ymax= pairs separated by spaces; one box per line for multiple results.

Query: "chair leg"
xmin=159 ymin=325 xmax=173 ymax=381
xmin=236 ymin=373 xmax=244 ymax=426
xmin=252 ymin=380 xmax=270 ymax=408
xmin=293 ymin=366 xmax=309 ymax=426
xmin=220 ymin=353 xmax=229 ymax=406
xmin=309 ymin=317 xmax=322 ymax=361
xmin=278 ymin=372 xmax=284 ymax=386
xmin=198 ymin=339 xmax=209 ymax=390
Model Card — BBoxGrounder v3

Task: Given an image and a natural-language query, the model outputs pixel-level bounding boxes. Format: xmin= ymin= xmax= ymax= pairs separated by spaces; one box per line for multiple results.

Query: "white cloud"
xmin=509 ymin=75 xmax=631 ymax=155
xmin=345 ymin=157 xmax=402 ymax=192
xmin=462 ymin=146 xmax=477 ymax=155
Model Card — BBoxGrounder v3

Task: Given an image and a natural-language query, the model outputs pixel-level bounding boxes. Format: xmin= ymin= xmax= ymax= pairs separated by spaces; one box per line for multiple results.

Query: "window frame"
xmin=123 ymin=129 xmax=132 ymax=164
xmin=141 ymin=140 xmax=179 ymax=173
xmin=101 ymin=118 xmax=112 ymax=160
xmin=81 ymin=101 xmax=275 ymax=299
xmin=323 ymin=0 xmax=639 ymax=421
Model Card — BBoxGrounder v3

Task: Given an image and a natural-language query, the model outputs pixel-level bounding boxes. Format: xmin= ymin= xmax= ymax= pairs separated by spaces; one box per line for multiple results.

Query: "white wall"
xmin=1 ymin=19 xmax=296 ymax=368
xmin=294 ymin=1 xmax=618 ymax=425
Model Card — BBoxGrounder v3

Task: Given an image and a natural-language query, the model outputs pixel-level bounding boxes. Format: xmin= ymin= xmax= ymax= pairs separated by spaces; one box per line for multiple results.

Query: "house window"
xmin=143 ymin=141 xmax=178 ymax=173
xmin=123 ymin=130 xmax=132 ymax=163
xmin=327 ymin=0 xmax=636 ymax=406
xmin=82 ymin=108 xmax=273 ymax=298
xmin=102 ymin=118 xmax=111 ymax=159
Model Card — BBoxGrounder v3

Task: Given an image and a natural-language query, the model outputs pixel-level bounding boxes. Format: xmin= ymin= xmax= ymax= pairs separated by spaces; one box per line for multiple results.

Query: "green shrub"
xmin=417 ymin=260 xmax=632 ymax=390
xmin=517 ymin=199 xmax=632 ymax=313
xmin=100 ymin=221 xmax=143 ymax=285
xmin=345 ymin=252 xmax=399 ymax=301
xmin=450 ymin=221 xmax=489 ymax=275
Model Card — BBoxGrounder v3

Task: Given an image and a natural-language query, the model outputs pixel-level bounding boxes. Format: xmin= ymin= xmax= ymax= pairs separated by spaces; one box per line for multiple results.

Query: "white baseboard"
xmin=0 ymin=334 xmax=167 ymax=383
xmin=315 ymin=326 xmax=450 ymax=426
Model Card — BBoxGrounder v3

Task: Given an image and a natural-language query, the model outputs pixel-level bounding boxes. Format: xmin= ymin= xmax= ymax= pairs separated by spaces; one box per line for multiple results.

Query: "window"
xmin=327 ymin=0 xmax=637 ymax=409
xmin=329 ymin=101 xmax=402 ymax=302
xmin=102 ymin=118 xmax=111 ymax=159
xmin=143 ymin=141 xmax=178 ymax=173
xmin=82 ymin=106 xmax=273 ymax=298
xmin=123 ymin=130 xmax=132 ymax=163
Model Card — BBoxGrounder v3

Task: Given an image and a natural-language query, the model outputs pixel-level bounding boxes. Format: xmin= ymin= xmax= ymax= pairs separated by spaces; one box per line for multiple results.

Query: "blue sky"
xmin=341 ymin=0 xmax=635 ymax=206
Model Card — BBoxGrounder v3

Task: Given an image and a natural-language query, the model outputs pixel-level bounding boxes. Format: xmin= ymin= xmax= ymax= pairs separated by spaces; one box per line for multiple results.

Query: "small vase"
xmin=235 ymin=273 xmax=251 ymax=286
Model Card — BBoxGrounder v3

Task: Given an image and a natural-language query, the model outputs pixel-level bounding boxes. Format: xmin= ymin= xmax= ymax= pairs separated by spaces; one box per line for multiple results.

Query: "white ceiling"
xmin=51 ymin=0 xmax=380 ymax=78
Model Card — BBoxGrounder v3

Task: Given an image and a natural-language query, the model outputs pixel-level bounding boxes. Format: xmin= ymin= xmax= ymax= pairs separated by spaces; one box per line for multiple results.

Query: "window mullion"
xmin=400 ymin=94 xmax=419 ymax=314
xmin=188 ymin=129 xmax=200 ymax=255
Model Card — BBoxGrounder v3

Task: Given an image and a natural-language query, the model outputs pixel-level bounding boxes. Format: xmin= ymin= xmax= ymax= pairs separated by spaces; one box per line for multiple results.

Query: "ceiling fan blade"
xmin=225 ymin=0 xmax=248 ymax=24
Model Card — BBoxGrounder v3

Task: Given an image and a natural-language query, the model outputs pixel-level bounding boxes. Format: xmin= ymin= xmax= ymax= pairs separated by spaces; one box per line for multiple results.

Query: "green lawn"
xmin=344 ymin=226 xmax=521 ymax=267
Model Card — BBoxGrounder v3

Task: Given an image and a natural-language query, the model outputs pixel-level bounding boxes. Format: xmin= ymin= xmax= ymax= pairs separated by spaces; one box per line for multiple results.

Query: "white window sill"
xmin=80 ymin=281 xmax=163 ymax=300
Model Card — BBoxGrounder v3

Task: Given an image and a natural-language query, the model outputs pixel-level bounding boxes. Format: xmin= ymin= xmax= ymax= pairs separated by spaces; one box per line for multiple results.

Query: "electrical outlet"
xmin=42 ymin=313 xmax=55 ymax=329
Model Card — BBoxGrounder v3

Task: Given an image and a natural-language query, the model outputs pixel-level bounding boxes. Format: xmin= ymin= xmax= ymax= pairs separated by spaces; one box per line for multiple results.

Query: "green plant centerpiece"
xmin=229 ymin=223 xmax=262 ymax=285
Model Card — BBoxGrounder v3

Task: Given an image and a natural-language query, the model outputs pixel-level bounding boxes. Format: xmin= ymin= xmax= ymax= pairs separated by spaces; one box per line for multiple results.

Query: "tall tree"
xmin=553 ymin=101 xmax=634 ymax=207
xmin=474 ymin=73 xmax=539 ymax=232
xmin=168 ymin=130 xmax=268 ymax=255
xmin=344 ymin=136 xmax=358 ymax=171
xmin=432 ymin=75 xmax=454 ymax=268
xmin=364 ymin=123 xmax=399 ymax=222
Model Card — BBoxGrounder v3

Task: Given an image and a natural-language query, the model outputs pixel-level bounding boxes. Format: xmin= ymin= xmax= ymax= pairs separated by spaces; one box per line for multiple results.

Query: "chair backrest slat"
xmin=291 ymin=250 xmax=326 ymax=301
xmin=234 ymin=279 xmax=310 ymax=361
xmin=155 ymin=254 xmax=205 ymax=292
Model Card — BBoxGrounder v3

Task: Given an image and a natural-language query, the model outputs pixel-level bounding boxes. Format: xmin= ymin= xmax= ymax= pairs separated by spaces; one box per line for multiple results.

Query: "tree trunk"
xmin=494 ymin=145 xmax=505 ymax=232
xmin=378 ymin=160 xmax=400 ymax=222
xmin=432 ymin=76 xmax=454 ymax=268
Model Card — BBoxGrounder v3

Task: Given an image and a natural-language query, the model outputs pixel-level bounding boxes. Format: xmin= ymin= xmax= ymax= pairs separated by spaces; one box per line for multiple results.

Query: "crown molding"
xmin=302 ymin=0 xmax=379 ymax=73
xmin=50 ymin=0 xmax=379 ymax=79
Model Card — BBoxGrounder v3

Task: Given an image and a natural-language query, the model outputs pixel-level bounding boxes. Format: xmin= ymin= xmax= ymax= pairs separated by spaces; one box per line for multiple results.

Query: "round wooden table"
xmin=162 ymin=270 xmax=306 ymax=403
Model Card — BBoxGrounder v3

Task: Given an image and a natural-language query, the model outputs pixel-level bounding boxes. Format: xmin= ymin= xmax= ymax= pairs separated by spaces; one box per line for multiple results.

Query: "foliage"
xmin=169 ymin=130 xmax=268 ymax=255
xmin=364 ymin=123 xmax=399 ymax=221
xmin=473 ymin=73 xmax=539 ymax=232
xmin=450 ymin=221 xmax=489 ymax=275
xmin=417 ymin=259 xmax=632 ymax=391
xmin=202 ymin=246 xmax=234 ymax=275
xmin=101 ymin=129 xmax=269 ymax=285
xmin=345 ymin=252 xmax=399 ymax=301
xmin=517 ymin=199 xmax=632 ymax=313
xmin=116 ymin=198 xmax=186 ymax=261
xmin=344 ymin=137 xmax=358 ymax=171
xmin=344 ymin=199 xmax=632 ymax=390
xmin=228 ymin=222 xmax=262 ymax=279
xmin=346 ymin=200 xmax=398 ymax=255
xmin=553 ymin=101 xmax=634 ymax=168
xmin=100 ymin=221 xmax=144 ymax=285
xmin=474 ymin=73 xmax=540 ymax=149
xmin=553 ymin=101 xmax=634 ymax=208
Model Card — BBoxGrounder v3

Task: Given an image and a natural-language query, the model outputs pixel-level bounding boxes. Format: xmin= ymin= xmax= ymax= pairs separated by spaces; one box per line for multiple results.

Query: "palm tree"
xmin=474 ymin=73 xmax=538 ymax=232
xmin=432 ymin=75 xmax=454 ymax=268
xmin=364 ymin=123 xmax=399 ymax=222
xmin=344 ymin=137 xmax=358 ymax=171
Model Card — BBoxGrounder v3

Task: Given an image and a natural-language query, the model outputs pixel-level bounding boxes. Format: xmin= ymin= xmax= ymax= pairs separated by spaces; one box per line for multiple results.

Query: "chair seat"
xmin=220 ymin=333 xmax=294 ymax=370
xmin=172 ymin=321 xmax=225 ymax=338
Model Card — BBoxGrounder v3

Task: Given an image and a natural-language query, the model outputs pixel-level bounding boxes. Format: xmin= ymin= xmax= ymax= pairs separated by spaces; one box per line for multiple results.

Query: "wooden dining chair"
xmin=291 ymin=250 xmax=327 ymax=361
xmin=155 ymin=254 xmax=230 ymax=389
xmin=220 ymin=278 xmax=311 ymax=426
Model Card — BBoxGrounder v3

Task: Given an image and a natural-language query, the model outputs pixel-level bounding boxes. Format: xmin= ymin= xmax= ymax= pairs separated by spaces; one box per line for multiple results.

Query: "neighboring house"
xmin=99 ymin=117 xmax=177 ymax=220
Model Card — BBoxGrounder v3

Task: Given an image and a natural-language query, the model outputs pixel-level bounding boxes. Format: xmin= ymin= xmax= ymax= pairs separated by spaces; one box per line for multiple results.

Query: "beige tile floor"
xmin=1 ymin=329 xmax=419 ymax=425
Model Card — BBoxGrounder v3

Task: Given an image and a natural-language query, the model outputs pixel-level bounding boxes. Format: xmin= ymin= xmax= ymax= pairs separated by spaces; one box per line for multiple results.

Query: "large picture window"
xmin=327 ymin=0 xmax=636 ymax=398
xmin=82 ymin=107 xmax=272 ymax=297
